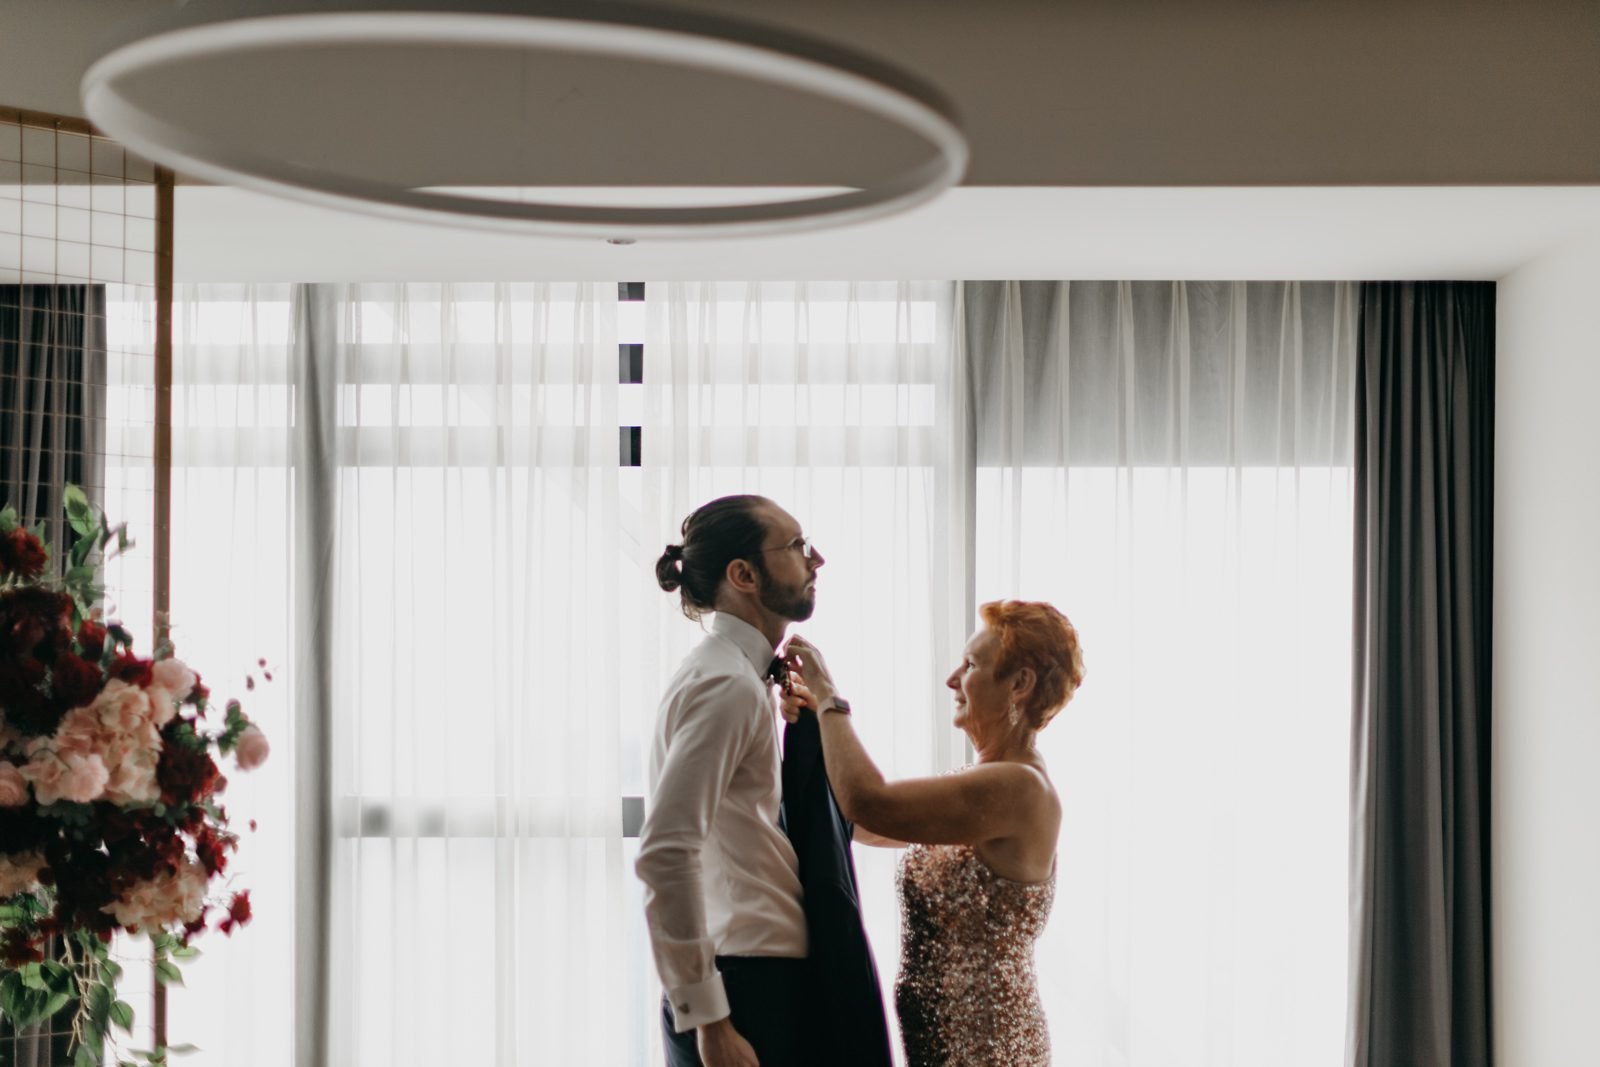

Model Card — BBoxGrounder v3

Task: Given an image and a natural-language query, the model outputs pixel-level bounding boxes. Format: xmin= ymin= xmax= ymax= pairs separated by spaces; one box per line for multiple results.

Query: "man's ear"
xmin=725 ymin=557 xmax=761 ymax=595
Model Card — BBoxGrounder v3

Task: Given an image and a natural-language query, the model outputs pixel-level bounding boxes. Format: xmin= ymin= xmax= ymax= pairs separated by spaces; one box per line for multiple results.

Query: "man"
xmin=637 ymin=494 xmax=825 ymax=1067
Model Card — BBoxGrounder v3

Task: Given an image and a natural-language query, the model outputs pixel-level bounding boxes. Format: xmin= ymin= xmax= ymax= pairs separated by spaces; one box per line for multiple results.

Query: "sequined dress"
xmin=895 ymin=842 xmax=1055 ymax=1066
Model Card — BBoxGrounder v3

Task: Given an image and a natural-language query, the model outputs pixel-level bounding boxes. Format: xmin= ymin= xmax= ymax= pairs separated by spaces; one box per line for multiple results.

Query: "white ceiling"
xmin=176 ymin=185 xmax=1600 ymax=282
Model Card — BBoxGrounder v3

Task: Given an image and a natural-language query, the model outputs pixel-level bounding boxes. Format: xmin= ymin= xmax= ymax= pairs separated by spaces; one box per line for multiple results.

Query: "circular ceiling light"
xmin=82 ymin=1 xmax=968 ymax=240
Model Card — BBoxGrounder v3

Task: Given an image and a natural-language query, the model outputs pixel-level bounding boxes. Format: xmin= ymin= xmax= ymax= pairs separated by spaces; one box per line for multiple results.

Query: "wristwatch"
xmin=820 ymin=694 xmax=851 ymax=715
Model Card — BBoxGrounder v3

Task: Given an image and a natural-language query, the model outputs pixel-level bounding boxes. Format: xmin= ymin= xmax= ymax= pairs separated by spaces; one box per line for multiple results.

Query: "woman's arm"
xmin=816 ymin=709 xmax=1045 ymax=845
xmin=852 ymin=826 xmax=908 ymax=848
xmin=782 ymin=635 xmax=1048 ymax=847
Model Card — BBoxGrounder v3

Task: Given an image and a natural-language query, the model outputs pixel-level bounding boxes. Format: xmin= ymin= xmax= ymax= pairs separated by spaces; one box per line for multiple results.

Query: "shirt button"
xmin=678 ymin=1003 xmax=690 ymax=1013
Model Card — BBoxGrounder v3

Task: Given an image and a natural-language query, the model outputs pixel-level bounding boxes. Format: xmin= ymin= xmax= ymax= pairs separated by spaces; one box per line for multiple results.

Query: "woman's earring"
xmin=1008 ymin=702 xmax=1021 ymax=727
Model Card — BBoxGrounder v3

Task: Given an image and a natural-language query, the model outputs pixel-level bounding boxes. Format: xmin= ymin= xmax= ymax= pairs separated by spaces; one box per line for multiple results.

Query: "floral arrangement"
xmin=0 ymin=487 xmax=268 ymax=1067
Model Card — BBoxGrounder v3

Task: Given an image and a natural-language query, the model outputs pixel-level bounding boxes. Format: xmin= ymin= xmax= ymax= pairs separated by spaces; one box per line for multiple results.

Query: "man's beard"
xmin=759 ymin=574 xmax=816 ymax=622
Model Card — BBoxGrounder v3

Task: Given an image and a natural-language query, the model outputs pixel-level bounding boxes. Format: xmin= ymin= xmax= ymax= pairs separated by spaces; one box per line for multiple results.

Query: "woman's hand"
xmin=776 ymin=675 xmax=817 ymax=724
xmin=782 ymin=635 xmax=837 ymax=705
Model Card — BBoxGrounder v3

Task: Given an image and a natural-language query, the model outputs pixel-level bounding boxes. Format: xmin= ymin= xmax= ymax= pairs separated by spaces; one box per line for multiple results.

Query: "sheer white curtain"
xmin=632 ymin=281 xmax=969 ymax=1062
xmin=965 ymin=281 xmax=1356 ymax=1067
xmin=319 ymin=283 xmax=624 ymax=1067
xmin=162 ymin=282 xmax=627 ymax=1066
xmin=163 ymin=284 xmax=297 ymax=1066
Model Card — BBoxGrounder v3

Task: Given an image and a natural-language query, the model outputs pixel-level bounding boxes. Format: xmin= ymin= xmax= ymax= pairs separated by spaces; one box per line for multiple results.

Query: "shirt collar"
xmin=710 ymin=612 xmax=779 ymax=677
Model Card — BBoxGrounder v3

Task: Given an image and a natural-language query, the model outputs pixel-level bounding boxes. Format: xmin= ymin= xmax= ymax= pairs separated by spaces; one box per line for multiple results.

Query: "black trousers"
xmin=661 ymin=956 xmax=812 ymax=1067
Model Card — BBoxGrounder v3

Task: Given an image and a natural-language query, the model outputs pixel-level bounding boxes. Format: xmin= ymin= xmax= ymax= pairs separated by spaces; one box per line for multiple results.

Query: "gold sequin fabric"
xmin=895 ymin=842 xmax=1055 ymax=1066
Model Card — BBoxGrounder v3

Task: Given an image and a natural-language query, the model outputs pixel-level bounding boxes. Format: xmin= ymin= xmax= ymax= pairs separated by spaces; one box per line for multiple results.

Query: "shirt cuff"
xmin=665 ymin=972 xmax=731 ymax=1033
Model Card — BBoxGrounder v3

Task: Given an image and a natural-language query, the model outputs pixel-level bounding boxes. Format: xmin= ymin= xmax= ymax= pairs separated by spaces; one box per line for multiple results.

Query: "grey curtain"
xmin=1347 ymin=282 xmax=1495 ymax=1067
xmin=291 ymin=284 xmax=339 ymax=1067
xmin=0 ymin=284 xmax=107 ymax=562
xmin=963 ymin=280 xmax=1355 ymax=466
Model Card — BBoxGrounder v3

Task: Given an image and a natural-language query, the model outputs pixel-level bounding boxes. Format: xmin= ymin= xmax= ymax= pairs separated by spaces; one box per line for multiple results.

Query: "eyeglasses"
xmin=761 ymin=536 xmax=817 ymax=561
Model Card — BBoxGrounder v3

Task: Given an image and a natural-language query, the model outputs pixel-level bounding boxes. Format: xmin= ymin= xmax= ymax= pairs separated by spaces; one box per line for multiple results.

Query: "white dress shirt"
xmin=635 ymin=612 xmax=808 ymax=1032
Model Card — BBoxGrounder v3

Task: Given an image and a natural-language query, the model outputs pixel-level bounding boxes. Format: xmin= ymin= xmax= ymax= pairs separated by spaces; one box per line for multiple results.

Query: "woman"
xmin=782 ymin=600 xmax=1084 ymax=1067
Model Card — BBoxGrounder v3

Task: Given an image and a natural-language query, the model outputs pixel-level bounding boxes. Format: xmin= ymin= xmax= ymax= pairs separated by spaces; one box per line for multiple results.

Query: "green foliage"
xmin=153 ymin=959 xmax=184 ymax=987
xmin=0 ymin=954 xmax=77 ymax=1028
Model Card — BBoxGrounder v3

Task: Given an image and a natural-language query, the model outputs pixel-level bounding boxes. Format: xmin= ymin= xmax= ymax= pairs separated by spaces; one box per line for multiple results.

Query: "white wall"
xmin=1494 ymin=235 xmax=1600 ymax=1065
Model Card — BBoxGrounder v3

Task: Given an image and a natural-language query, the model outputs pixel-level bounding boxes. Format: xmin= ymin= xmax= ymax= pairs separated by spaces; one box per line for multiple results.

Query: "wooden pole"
xmin=0 ymin=106 xmax=97 ymax=137
xmin=151 ymin=162 xmax=175 ymax=1055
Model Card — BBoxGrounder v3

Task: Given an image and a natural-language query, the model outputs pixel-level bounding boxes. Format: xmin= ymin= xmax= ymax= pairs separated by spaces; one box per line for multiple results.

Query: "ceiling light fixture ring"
xmin=82 ymin=3 xmax=969 ymax=239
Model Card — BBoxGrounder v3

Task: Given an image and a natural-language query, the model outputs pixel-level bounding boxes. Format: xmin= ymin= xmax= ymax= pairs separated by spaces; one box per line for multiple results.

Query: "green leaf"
xmin=153 ymin=959 xmax=184 ymax=986
xmin=166 ymin=1045 xmax=199 ymax=1056
xmin=100 ymin=959 xmax=124 ymax=981
xmin=88 ymin=981 xmax=113 ymax=1028
xmin=70 ymin=532 xmax=95 ymax=568
xmin=169 ymin=944 xmax=200 ymax=961
xmin=75 ymin=1043 xmax=99 ymax=1067
xmin=111 ymin=999 xmax=135 ymax=1031
xmin=64 ymin=484 xmax=96 ymax=536
xmin=19 ymin=962 xmax=47 ymax=991
xmin=42 ymin=991 xmax=71 ymax=1018
xmin=3 ymin=983 xmax=49 ymax=1028
xmin=0 ymin=504 xmax=18 ymax=533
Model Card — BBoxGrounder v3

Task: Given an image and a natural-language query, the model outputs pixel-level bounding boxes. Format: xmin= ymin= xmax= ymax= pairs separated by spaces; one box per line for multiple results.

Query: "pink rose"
xmin=57 ymin=753 xmax=109 ymax=803
xmin=100 ymin=725 xmax=161 ymax=805
xmin=150 ymin=658 xmax=197 ymax=702
xmin=0 ymin=851 xmax=47 ymax=897
xmin=21 ymin=748 xmax=108 ymax=805
xmin=102 ymin=859 xmax=208 ymax=930
xmin=93 ymin=680 xmax=152 ymax=733
xmin=53 ymin=705 xmax=103 ymax=758
xmin=234 ymin=725 xmax=270 ymax=771
xmin=0 ymin=761 xmax=27 ymax=806
xmin=146 ymin=685 xmax=178 ymax=728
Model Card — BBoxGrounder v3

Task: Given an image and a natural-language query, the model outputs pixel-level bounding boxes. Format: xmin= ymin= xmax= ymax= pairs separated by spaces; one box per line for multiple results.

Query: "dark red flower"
xmin=1 ymin=927 xmax=44 ymax=967
xmin=194 ymin=826 xmax=230 ymax=877
xmin=0 ymin=586 xmax=72 ymax=659
xmin=77 ymin=619 xmax=107 ymax=660
xmin=0 ymin=657 xmax=58 ymax=735
xmin=187 ymin=672 xmax=209 ymax=709
xmin=218 ymin=890 xmax=251 ymax=935
xmin=182 ymin=908 xmax=210 ymax=939
xmin=158 ymin=742 xmax=220 ymax=804
xmin=110 ymin=649 xmax=153 ymax=687
xmin=0 ymin=653 xmax=46 ymax=700
xmin=0 ymin=528 xmax=48 ymax=580
xmin=51 ymin=651 xmax=103 ymax=709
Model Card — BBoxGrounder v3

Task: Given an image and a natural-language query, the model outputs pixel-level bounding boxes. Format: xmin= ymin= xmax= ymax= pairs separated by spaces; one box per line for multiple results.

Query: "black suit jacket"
xmin=780 ymin=709 xmax=895 ymax=1067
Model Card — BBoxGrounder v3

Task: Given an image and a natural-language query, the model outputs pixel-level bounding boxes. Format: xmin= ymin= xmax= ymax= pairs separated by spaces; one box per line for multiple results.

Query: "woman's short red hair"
xmin=979 ymin=599 xmax=1085 ymax=731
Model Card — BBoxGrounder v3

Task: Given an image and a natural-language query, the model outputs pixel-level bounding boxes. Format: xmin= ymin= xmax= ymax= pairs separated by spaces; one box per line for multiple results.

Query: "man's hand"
xmin=697 ymin=1017 xmax=760 ymax=1067
xmin=782 ymin=635 xmax=837 ymax=707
